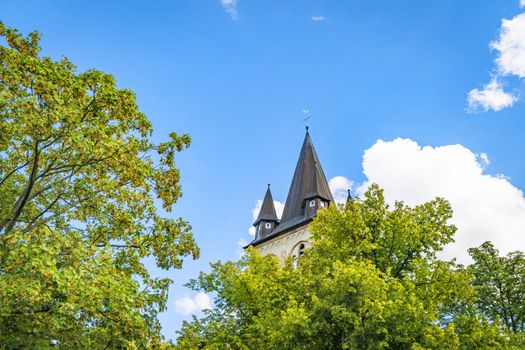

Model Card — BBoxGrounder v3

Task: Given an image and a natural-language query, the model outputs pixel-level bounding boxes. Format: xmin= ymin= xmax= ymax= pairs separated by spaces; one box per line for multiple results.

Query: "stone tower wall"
xmin=254 ymin=225 xmax=311 ymax=264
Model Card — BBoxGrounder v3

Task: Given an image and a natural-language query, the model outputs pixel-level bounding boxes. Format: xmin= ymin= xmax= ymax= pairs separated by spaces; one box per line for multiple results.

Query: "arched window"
xmin=265 ymin=222 xmax=271 ymax=229
xmin=309 ymin=199 xmax=316 ymax=207
xmin=291 ymin=243 xmax=307 ymax=268
xmin=298 ymin=243 xmax=305 ymax=257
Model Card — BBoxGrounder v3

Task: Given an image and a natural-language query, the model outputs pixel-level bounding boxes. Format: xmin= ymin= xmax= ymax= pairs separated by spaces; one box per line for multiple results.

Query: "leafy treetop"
xmin=176 ymin=185 xmax=524 ymax=349
xmin=0 ymin=22 xmax=198 ymax=348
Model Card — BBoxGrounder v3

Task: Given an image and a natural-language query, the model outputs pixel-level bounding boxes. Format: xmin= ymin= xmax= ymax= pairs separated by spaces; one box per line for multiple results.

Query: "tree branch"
xmin=1 ymin=140 xmax=40 ymax=234
xmin=0 ymin=157 xmax=33 ymax=187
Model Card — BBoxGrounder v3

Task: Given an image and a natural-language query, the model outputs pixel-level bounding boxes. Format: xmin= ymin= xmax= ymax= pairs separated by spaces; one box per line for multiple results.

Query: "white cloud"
xmin=311 ymin=16 xmax=325 ymax=22
xmin=492 ymin=13 xmax=525 ymax=77
xmin=358 ymin=138 xmax=525 ymax=264
xmin=237 ymin=238 xmax=248 ymax=258
xmin=248 ymin=199 xmax=285 ymax=237
xmin=478 ymin=152 xmax=490 ymax=168
xmin=521 ymin=0 xmax=525 ymax=8
xmin=174 ymin=292 xmax=213 ymax=315
xmin=468 ymin=12 xmax=525 ymax=111
xmin=467 ymin=79 xmax=517 ymax=112
xmin=329 ymin=176 xmax=353 ymax=204
xmin=220 ymin=0 xmax=239 ymax=20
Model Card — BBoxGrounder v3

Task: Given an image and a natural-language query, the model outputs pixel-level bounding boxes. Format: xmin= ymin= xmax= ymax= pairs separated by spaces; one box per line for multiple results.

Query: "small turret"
xmin=253 ymin=184 xmax=279 ymax=240
xmin=345 ymin=189 xmax=354 ymax=210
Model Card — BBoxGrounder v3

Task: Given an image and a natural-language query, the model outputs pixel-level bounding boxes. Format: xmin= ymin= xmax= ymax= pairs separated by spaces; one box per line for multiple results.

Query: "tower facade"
xmin=246 ymin=129 xmax=334 ymax=263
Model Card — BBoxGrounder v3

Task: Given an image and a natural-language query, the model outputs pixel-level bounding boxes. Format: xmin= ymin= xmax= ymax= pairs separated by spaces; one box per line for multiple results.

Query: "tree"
xmin=0 ymin=23 xmax=198 ymax=348
xmin=469 ymin=242 xmax=525 ymax=336
xmin=176 ymin=185 xmax=519 ymax=349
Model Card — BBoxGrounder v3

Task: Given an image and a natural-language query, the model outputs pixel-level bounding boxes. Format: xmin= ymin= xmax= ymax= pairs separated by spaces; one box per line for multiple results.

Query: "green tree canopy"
xmin=176 ymin=185 xmax=523 ymax=349
xmin=469 ymin=242 xmax=525 ymax=335
xmin=0 ymin=23 xmax=198 ymax=348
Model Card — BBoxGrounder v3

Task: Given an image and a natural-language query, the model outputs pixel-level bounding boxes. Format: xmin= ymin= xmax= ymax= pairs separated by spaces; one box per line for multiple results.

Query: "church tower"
xmin=246 ymin=128 xmax=334 ymax=263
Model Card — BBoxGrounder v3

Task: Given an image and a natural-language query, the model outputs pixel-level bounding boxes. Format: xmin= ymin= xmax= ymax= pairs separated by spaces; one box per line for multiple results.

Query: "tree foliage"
xmin=0 ymin=23 xmax=198 ymax=348
xmin=176 ymin=185 xmax=523 ymax=349
xmin=469 ymin=242 xmax=525 ymax=335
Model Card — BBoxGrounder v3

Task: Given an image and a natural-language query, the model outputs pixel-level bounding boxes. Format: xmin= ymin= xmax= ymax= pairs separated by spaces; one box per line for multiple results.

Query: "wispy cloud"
xmin=221 ymin=0 xmax=239 ymax=20
xmin=478 ymin=152 xmax=490 ymax=168
xmin=174 ymin=292 xmax=213 ymax=315
xmin=237 ymin=238 xmax=248 ymax=258
xmin=311 ymin=16 xmax=325 ymax=22
xmin=467 ymin=78 xmax=517 ymax=112
xmin=468 ymin=11 xmax=525 ymax=112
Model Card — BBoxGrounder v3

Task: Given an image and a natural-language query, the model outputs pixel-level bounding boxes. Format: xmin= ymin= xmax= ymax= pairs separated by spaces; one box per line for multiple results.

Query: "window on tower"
xmin=298 ymin=243 xmax=305 ymax=257
xmin=292 ymin=243 xmax=307 ymax=268
xmin=265 ymin=222 xmax=271 ymax=229
xmin=309 ymin=199 xmax=315 ymax=207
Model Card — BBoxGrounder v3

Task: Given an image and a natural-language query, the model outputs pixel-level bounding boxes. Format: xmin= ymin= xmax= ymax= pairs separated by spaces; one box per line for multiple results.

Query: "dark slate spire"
xmin=272 ymin=129 xmax=334 ymax=235
xmin=253 ymin=184 xmax=279 ymax=226
xmin=249 ymin=184 xmax=280 ymax=243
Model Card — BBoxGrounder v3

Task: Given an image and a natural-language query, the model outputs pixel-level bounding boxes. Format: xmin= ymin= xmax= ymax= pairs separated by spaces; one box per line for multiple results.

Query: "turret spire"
xmin=253 ymin=184 xmax=279 ymax=226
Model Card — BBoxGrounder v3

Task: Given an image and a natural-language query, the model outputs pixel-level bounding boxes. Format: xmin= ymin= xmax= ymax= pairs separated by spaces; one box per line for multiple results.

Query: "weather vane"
xmin=303 ymin=109 xmax=311 ymax=130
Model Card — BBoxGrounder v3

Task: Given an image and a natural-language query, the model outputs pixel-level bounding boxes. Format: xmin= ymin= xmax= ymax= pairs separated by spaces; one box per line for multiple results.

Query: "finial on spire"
xmin=346 ymin=189 xmax=353 ymax=202
xmin=303 ymin=109 xmax=311 ymax=130
xmin=268 ymin=183 xmax=271 ymax=190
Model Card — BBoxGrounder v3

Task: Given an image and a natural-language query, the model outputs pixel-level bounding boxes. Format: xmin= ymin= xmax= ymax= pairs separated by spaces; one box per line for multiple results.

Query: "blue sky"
xmin=3 ymin=0 xmax=525 ymax=341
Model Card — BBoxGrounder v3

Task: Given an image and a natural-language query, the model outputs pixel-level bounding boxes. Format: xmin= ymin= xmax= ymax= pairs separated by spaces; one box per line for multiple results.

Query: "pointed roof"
xmin=253 ymin=184 xmax=279 ymax=226
xmin=272 ymin=129 xmax=334 ymax=235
